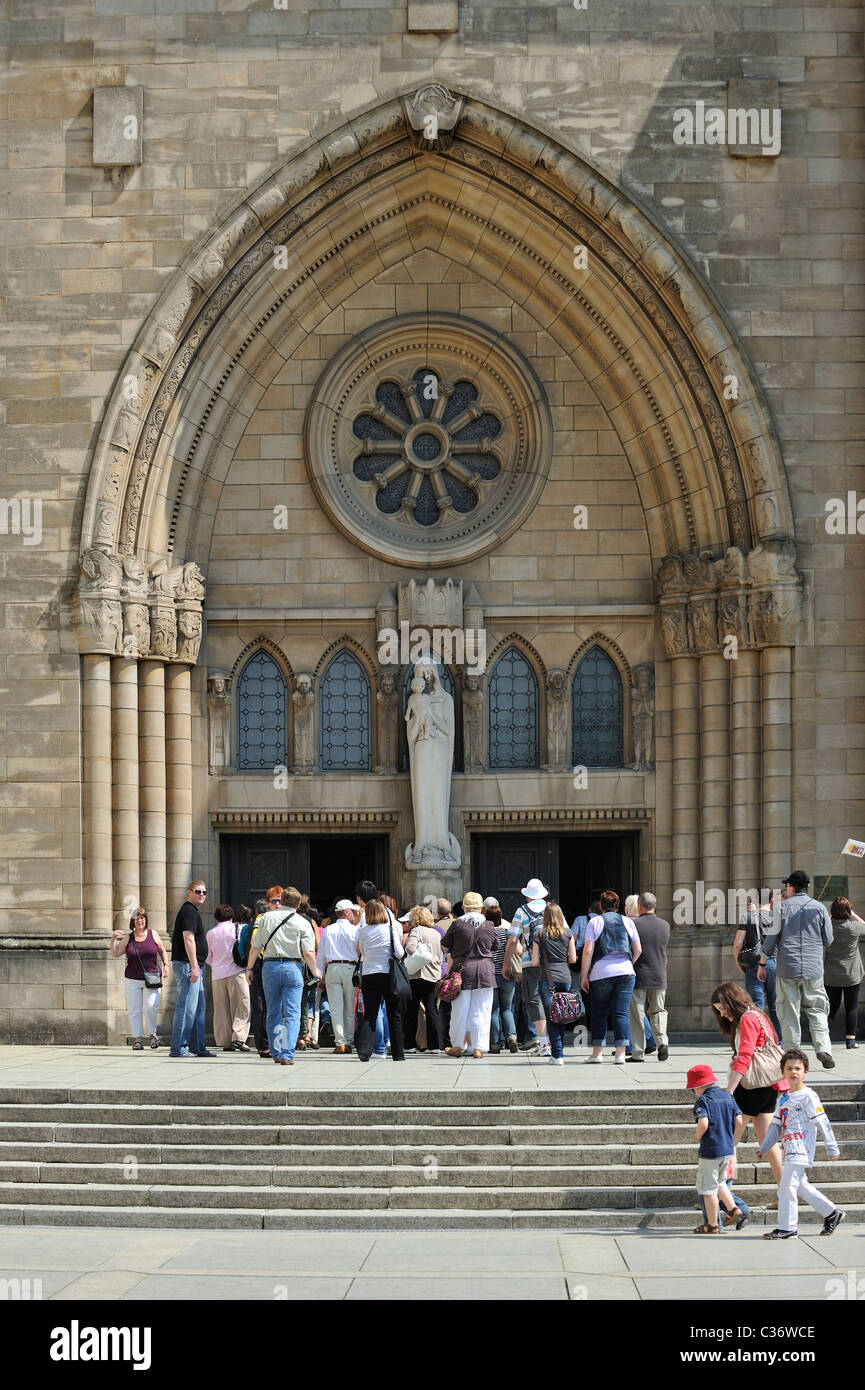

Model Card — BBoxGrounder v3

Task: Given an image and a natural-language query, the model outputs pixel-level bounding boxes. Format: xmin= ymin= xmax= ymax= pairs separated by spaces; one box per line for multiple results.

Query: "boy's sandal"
xmin=693 ymin=1222 xmax=719 ymax=1234
xmin=295 ymin=1039 xmax=308 ymax=1050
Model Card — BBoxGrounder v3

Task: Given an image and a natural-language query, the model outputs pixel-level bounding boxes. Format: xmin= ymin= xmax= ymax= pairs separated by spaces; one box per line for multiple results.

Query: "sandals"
xmin=149 ymin=1035 xmax=159 ymax=1049
xmin=131 ymin=1040 xmax=143 ymax=1051
xmin=693 ymin=1222 xmax=719 ymax=1234
xmin=295 ymin=1040 xmax=308 ymax=1051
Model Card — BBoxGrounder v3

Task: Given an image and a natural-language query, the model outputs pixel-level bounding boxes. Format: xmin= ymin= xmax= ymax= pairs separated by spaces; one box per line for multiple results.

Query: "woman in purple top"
xmin=580 ymin=889 xmax=641 ymax=1066
xmin=110 ymin=907 xmax=169 ymax=1050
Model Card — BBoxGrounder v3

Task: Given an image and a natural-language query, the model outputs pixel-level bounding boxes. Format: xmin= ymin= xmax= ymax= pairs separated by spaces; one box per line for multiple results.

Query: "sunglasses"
xmin=193 ymin=889 xmax=207 ymax=895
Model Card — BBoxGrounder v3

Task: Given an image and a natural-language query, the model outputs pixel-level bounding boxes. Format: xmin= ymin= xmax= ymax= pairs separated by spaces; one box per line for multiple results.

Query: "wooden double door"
xmin=470 ymin=831 xmax=638 ymax=924
xmin=219 ymin=835 xmax=389 ymax=917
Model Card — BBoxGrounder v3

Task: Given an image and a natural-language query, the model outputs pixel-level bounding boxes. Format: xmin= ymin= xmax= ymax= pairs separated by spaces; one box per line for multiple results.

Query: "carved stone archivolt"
xmin=655 ymin=540 xmax=803 ymax=656
xmin=72 ymin=550 xmax=205 ymax=663
xmin=76 ymin=87 xmax=793 ymax=581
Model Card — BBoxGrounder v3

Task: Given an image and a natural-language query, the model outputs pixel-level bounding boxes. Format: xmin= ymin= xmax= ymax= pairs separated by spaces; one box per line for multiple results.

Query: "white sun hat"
xmin=521 ymin=877 xmax=549 ymax=900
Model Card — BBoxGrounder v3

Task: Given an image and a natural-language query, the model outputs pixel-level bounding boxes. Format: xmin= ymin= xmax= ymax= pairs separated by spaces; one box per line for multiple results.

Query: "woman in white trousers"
xmin=441 ymin=893 xmax=498 ymax=1059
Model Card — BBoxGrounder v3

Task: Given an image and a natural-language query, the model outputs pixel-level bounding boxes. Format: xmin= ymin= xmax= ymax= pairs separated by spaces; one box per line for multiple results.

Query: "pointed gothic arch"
xmin=76 ymin=86 xmax=794 ymax=591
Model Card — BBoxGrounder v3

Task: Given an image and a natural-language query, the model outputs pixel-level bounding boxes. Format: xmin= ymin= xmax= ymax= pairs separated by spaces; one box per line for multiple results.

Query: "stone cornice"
xmin=213 ymin=811 xmax=400 ymax=829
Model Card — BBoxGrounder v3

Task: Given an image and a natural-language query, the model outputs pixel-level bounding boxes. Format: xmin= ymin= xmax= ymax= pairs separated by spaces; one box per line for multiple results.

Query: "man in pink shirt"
xmin=206 ymin=905 xmax=252 ymax=1052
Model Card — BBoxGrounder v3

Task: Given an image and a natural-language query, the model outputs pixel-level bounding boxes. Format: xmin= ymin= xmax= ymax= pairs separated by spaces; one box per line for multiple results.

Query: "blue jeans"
xmin=491 ymin=974 xmax=517 ymax=1046
xmin=170 ymin=961 xmax=202 ymax=1055
xmin=538 ymin=979 xmax=565 ymax=1058
xmin=745 ymin=958 xmax=781 ymax=1041
xmin=374 ymin=1000 xmax=390 ymax=1056
xmin=262 ymin=958 xmax=304 ymax=1060
xmin=589 ymin=973 xmax=636 ymax=1047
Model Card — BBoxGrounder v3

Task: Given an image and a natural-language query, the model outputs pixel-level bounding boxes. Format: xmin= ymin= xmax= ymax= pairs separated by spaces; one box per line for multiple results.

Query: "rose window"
xmin=304 ymin=313 xmax=551 ymax=569
xmin=351 ymin=371 xmax=502 ymax=527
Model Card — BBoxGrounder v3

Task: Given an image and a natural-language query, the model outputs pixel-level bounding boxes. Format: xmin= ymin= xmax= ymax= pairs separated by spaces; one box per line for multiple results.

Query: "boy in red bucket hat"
xmin=686 ymin=1063 xmax=746 ymax=1234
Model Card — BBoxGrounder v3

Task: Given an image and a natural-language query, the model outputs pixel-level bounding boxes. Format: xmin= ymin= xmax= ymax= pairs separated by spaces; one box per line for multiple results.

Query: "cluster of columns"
xmin=654 ymin=644 xmax=794 ymax=915
xmin=82 ymin=654 xmax=194 ymax=934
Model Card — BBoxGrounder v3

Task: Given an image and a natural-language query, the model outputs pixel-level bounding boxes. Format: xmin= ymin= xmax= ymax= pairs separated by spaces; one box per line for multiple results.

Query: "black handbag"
xmin=131 ymin=933 xmax=162 ymax=989
xmin=388 ymin=919 xmax=412 ymax=1002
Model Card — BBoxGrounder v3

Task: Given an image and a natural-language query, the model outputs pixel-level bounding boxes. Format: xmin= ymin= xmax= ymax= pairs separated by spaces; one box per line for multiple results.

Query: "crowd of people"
xmin=110 ymin=866 xmax=860 ymax=1237
xmin=110 ymin=866 xmax=862 ymax=1067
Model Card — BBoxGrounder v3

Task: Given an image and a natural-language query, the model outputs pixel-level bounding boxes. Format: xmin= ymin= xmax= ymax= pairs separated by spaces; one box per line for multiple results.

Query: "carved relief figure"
xmin=150 ymin=606 xmax=177 ymax=660
xmin=660 ymin=605 xmax=689 ymax=658
xmin=207 ymin=673 xmax=231 ymax=773
xmin=176 ymin=609 xmax=202 ymax=664
xmin=293 ymin=673 xmax=315 ymax=774
xmin=546 ymin=668 xmax=569 ymax=771
xmin=375 ymin=671 xmax=399 ymax=775
xmin=631 ymin=665 xmax=655 ymax=772
xmin=462 ymin=674 xmax=484 ymax=773
xmin=690 ymin=600 xmax=717 ymax=652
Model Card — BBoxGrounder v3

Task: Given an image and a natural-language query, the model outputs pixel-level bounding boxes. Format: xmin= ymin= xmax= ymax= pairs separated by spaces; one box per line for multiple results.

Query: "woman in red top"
xmin=711 ymin=981 xmax=783 ymax=1186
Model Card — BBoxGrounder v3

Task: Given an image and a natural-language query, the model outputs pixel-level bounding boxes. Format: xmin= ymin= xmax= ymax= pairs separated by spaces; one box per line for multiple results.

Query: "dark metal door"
xmin=219 ymin=836 xmax=310 ymax=914
xmin=470 ymin=834 xmax=558 ymax=921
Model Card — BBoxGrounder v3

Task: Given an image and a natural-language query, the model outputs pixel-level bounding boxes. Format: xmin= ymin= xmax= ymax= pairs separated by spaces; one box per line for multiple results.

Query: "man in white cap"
xmin=316 ymin=899 xmax=361 ymax=1053
xmin=504 ymin=876 xmax=550 ymax=1056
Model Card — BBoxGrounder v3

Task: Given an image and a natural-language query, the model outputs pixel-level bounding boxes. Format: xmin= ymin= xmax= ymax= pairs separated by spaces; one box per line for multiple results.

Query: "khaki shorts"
xmin=696 ymin=1156 xmax=734 ymax=1196
xmin=519 ymin=965 xmax=545 ymax=1023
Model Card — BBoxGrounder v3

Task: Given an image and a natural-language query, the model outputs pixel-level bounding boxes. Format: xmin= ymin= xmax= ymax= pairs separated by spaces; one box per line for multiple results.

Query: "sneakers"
xmin=821 ymin=1208 xmax=845 ymax=1235
xmin=528 ymin=1041 xmax=551 ymax=1057
xmin=169 ymin=1048 xmax=193 ymax=1059
xmin=519 ymin=1039 xmax=539 ymax=1051
xmin=625 ymin=1055 xmax=644 ymax=1063
xmin=405 ymin=1048 xmax=417 ymax=1054
xmin=723 ymin=1209 xmax=750 ymax=1231
xmin=816 ymin=1051 xmax=835 ymax=1069
xmin=763 ymin=1228 xmax=797 ymax=1240
xmin=657 ymin=1045 xmax=669 ymax=1061
xmin=645 ymin=1043 xmax=657 ymax=1055
xmin=507 ymin=1035 xmax=518 ymax=1054
xmin=846 ymin=1039 xmax=859 ymax=1049
xmin=549 ymin=1056 xmax=564 ymax=1066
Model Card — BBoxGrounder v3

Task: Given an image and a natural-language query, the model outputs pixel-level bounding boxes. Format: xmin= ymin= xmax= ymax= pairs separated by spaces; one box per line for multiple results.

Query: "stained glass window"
xmin=488 ymin=647 xmax=538 ymax=769
xmin=320 ymin=650 xmax=371 ymax=771
xmin=572 ymin=646 xmax=623 ymax=768
xmin=236 ymin=651 xmax=287 ymax=771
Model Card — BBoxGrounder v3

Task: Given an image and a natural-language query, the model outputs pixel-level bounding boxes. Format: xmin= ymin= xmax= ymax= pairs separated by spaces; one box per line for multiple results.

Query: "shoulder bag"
xmin=388 ymin=920 xmax=412 ymax=1002
xmin=435 ymin=921 xmax=481 ymax=1002
xmin=539 ymin=936 xmax=583 ymax=1025
xmin=738 ymin=1009 xmax=784 ymax=1089
xmin=404 ymin=929 xmax=434 ymax=978
xmin=131 ymin=932 xmax=163 ymax=989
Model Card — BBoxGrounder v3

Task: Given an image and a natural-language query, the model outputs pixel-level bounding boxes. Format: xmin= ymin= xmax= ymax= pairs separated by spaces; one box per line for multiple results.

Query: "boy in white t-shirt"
xmin=757 ymin=1048 xmax=844 ymax=1240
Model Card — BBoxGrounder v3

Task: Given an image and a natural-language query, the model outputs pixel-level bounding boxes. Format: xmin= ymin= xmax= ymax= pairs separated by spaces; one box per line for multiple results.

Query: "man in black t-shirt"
xmin=628 ymin=892 xmax=671 ymax=1062
xmin=169 ymin=880 xmax=214 ymax=1058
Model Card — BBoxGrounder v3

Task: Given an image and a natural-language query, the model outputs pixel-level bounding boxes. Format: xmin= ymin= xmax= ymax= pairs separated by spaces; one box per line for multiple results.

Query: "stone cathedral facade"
xmin=0 ymin=1 xmax=862 ymax=1041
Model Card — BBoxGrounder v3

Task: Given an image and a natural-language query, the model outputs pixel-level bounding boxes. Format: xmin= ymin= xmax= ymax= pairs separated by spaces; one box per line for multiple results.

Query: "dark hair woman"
xmin=110 ymin=906 xmax=169 ymax=1050
xmin=826 ymin=897 xmax=865 ymax=1048
xmin=355 ymin=898 xmax=406 ymax=1062
xmin=710 ymin=981 xmax=783 ymax=1186
xmin=580 ymin=890 xmax=641 ymax=1064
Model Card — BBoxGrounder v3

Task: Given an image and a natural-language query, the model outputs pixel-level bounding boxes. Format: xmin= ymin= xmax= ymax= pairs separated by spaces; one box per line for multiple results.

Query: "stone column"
xmin=671 ymin=657 xmax=700 ymax=901
xmin=82 ymin=654 xmax=113 ymax=934
xmin=138 ymin=660 xmax=167 ymax=923
xmin=165 ymin=664 xmax=193 ymax=914
xmin=653 ymin=659 xmax=673 ymax=918
xmin=730 ymin=649 xmax=762 ymax=893
xmin=111 ymin=657 xmax=139 ymax=923
xmin=761 ymin=646 xmax=793 ymax=886
xmin=700 ymin=654 xmax=730 ymax=896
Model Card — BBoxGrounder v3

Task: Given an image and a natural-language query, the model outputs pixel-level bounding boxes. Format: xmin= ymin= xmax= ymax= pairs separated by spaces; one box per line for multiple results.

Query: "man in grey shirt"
xmin=758 ymin=869 xmax=834 ymax=1067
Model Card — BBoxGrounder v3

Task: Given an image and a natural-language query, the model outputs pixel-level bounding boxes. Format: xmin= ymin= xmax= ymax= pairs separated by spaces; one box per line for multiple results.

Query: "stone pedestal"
xmin=404 ymin=867 xmax=463 ymax=910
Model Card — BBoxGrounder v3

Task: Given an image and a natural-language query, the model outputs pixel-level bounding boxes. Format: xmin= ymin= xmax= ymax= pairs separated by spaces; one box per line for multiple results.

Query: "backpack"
xmin=520 ymin=904 xmax=544 ymax=956
xmin=737 ymin=907 xmax=772 ymax=969
xmin=232 ymin=921 xmax=253 ymax=969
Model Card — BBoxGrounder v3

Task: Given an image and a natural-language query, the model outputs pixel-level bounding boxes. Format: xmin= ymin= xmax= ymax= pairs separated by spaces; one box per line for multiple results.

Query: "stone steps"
xmin=0 ymin=1084 xmax=861 ymax=1231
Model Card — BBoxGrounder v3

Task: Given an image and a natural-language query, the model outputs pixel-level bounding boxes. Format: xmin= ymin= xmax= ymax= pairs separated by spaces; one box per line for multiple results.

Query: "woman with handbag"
xmin=531 ymin=903 xmax=578 ymax=1065
xmin=580 ymin=890 xmax=641 ymax=1064
xmin=404 ymin=905 xmax=444 ymax=1053
xmin=110 ymin=907 xmax=169 ymax=1050
xmin=441 ymin=892 xmax=497 ymax=1059
xmin=355 ymin=899 xmax=407 ymax=1062
xmin=711 ymin=981 xmax=784 ymax=1186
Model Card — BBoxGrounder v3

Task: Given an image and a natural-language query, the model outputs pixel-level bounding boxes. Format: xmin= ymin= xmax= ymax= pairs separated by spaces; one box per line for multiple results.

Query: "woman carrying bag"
xmin=355 ymin=899 xmax=407 ymax=1062
xmin=441 ymin=892 xmax=497 ymax=1058
xmin=110 ymin=907 xmax=169 ymax=1050
xmin=531 ymin=902 xmax=579 ymax=1065
xmin=711 ymin=980 xmax=784 ymax=1187
xmin=404 ymin=905 xmax=444 ymax=1053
